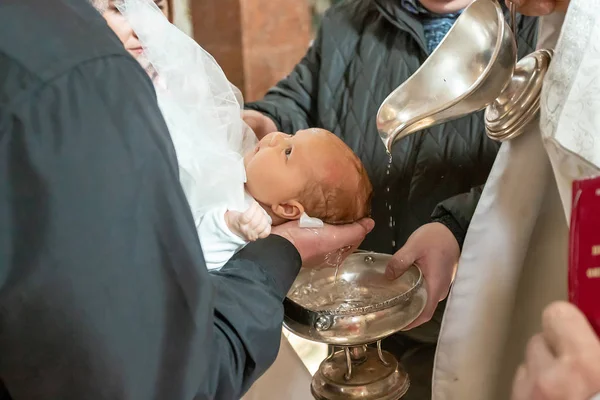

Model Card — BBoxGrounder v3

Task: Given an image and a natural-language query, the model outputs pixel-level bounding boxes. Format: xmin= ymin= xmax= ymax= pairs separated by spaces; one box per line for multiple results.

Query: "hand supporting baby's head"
xmin=244 ymin=128 xmax=372 ymax=226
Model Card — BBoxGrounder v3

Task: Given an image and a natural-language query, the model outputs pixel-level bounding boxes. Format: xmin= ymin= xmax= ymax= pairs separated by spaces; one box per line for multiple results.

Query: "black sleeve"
xmin=431 ymin=185 xmax=485 ymax=250
xmin=0 ymin=54 xmax=300 ymax=400
xmin=244 ymin=22 xmax=323 ymax=134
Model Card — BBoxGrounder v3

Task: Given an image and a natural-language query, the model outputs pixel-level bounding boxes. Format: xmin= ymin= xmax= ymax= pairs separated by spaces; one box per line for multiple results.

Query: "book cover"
xmin=569 ymin=176 xmax=600 ymax=337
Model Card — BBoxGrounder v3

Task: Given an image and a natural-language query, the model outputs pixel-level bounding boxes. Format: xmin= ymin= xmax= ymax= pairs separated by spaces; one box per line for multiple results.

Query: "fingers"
xmin=510 ymin=302 xmax=600 ymax=400
xmin=356 ymin=218 xmax=375 ymax=234
xmin=236 ymin=202 xmax=273 ymax=241
xmin=271 ymin=218 xmax=375 ymax=268
xmin=397 ymin=248 xmax=453 ymax=330
xmin=402 ymin=295 xmax=437 ymax=331
xmin=257 ymin=224 xmax=271 ymax=240
xmin=385 ymin=248 xmax=416 ymax=279
xmin=240 ymin=201 xmax=261 ymax=224
xmin=390 ymin=246 xmax=424 ymax=329
xmin=325 ymin=218 xmax=374 ymax=248
xmin=542 ymin=302 xmax=597 ymax=357
xmin=511 ymin=365 xmax=529 ymax=400
xmin=245 ymin=215 xmax=272 ymax=242
xmin=401 ymin=258 xmax=445 ymax=330
xmin=526 ymin=334 xmax=555 ymax=375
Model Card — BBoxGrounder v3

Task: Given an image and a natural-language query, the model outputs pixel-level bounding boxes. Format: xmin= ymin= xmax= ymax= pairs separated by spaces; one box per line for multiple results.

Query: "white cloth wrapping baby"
xmin=118 ymin=0 xmax=324 ymax=270
xmin=118 ymin=0 xmax=255 ymax=221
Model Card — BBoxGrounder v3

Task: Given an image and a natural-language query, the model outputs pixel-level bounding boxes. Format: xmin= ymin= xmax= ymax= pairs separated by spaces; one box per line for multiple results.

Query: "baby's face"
xmin=244 ymin=129 xmax=345 ymax=217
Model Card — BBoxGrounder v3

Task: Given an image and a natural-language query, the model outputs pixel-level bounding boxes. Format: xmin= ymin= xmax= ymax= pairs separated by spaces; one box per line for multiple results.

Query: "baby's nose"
xmin=268 ymin=133 xmax=285 ymax=147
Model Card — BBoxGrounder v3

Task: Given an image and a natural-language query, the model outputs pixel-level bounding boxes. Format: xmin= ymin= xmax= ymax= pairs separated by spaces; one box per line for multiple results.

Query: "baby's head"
xmin=244 ymin=128 xmax=372 ymax=225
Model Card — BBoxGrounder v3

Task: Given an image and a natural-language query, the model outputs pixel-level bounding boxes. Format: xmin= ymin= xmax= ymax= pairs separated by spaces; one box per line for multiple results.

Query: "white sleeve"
xmin=196 ymin=206 xmax=248 ymax=271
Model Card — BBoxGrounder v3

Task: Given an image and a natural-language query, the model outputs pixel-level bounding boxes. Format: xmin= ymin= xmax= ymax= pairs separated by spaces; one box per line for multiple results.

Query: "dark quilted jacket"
xmin=247 ymin=0 xmax=538 ymax=254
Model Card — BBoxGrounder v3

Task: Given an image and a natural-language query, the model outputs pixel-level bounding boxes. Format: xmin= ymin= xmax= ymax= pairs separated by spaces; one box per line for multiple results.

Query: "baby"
xmin=198 ymin=128 xmax=373 ymax=270
xmin=95 ymin=0 xmax=372 ymax=269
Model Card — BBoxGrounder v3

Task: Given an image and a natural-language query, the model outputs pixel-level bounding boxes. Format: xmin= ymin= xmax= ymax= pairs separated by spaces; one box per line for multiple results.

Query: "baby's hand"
xmin=225 ymin=201 xmax=272 ymax=241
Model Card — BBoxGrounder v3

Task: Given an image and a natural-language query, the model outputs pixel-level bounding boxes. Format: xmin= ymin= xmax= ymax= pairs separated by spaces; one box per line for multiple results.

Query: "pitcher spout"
xmin=376 ymin=0 xmax=516 ymax=152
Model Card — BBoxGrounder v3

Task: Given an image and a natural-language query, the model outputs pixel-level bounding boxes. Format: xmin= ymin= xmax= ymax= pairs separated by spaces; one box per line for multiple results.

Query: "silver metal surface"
xmin=376 ymin=0 xmax=554 ymax=150
xmin=376 ymin=0 xmax=516 ymax=151
xmin=509 ymin=1 xmax=518 ymax=40
xmin=485 ymin=48 xmax=553 ymax=141
xmin=311 ymin=346 xmax=410 ymax=400
xmin=284 ymin=252 xmax=427 ymax=346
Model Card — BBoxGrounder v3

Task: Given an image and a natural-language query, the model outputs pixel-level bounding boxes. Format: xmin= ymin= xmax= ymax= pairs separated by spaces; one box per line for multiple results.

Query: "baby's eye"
xmin=285 ymin=147 xmax=292 ymax=158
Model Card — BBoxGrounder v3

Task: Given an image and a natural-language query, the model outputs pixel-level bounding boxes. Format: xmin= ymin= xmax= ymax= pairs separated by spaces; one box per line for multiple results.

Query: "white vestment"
xmin=433 ymin=3 xmax=600 ymax=400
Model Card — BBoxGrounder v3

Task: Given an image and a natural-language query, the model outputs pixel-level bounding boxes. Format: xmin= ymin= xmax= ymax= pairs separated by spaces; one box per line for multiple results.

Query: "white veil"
xmin=117 ymin=0 xmax=257 ymax=222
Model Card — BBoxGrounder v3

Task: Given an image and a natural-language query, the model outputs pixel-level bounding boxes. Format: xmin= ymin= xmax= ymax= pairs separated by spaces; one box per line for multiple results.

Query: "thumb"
xmin=356 ymin=218 xmax=375 ymax=234
xmin=386 ymin=248 xmax=416 ymax=280
xmin=332 ymin=218 xmax=375 ymax=246
xmin=225 ymin=210 xmax=242 ymax=233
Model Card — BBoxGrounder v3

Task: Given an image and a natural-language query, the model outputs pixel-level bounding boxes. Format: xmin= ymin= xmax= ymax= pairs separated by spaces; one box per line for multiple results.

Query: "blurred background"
xmin=169 ymin=0 xmax=340 ymax=102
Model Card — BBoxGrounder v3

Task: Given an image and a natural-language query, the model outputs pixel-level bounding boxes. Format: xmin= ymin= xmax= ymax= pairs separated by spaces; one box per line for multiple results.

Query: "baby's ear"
xmin=271 ymin=200 xmax=304 ymax=221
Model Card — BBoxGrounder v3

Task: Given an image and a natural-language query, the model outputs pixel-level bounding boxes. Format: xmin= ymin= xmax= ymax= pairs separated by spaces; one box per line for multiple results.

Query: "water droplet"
xmin=385 ymin=154 xmax=393 ymax=176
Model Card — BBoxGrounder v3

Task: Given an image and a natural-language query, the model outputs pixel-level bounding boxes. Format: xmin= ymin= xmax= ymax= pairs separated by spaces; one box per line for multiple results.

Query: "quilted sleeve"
xmin=430 ymin=185 xmax=484 ymax=250
xmin=244 ymin=25 xmax=323 ymax=134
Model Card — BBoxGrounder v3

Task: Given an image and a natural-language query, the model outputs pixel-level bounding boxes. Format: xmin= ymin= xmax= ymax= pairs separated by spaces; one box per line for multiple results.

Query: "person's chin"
xmin=420 ymin=0 xmax=470 ymax=13
xmin=127 ymin=48 xmax=144 ymax=58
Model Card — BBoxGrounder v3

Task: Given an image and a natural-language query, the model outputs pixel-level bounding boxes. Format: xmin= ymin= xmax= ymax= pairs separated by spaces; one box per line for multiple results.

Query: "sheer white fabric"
xmin=118 ymin=0 xmax=256 ymax=226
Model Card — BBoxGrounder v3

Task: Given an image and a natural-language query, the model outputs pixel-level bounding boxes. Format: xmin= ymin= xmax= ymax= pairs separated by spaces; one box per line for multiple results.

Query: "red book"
xmin=569 ymin=176 xmax=600 ymax=337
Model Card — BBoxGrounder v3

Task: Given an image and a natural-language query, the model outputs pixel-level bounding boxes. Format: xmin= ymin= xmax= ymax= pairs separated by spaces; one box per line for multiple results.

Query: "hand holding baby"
xmin=272 ymin=218 xmax=375 ymax=268
xmin=225 ymin=201 xmax=272 ymax=242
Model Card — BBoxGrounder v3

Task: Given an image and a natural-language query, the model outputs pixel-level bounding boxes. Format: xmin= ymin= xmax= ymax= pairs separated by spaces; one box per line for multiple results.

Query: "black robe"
xmin=0 ymin=0 xmax=301 ymax=398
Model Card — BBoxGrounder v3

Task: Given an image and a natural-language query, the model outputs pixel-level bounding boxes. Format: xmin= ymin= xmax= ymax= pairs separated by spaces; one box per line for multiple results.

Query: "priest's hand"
xmin=507 ymin=0 xmax=570 ymax=15
xmin=511 ymin=302 xmax=600 ymax=400
xmin=272 ymin=218 xmax=375 ymax=268
xmin=385 ymin=222 xmax=460 ymax=330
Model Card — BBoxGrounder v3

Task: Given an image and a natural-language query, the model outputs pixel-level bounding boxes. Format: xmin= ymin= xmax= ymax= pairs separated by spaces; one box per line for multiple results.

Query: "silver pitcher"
xmin=377 ymin=0 xmax=553 ymax=151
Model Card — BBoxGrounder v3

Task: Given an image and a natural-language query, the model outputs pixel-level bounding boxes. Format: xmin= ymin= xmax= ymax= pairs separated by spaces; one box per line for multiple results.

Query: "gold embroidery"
xmin=593 ymin=245 xmax=600 ymax=256
xmin=586 ymin=267 xmax=600 ymax=278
